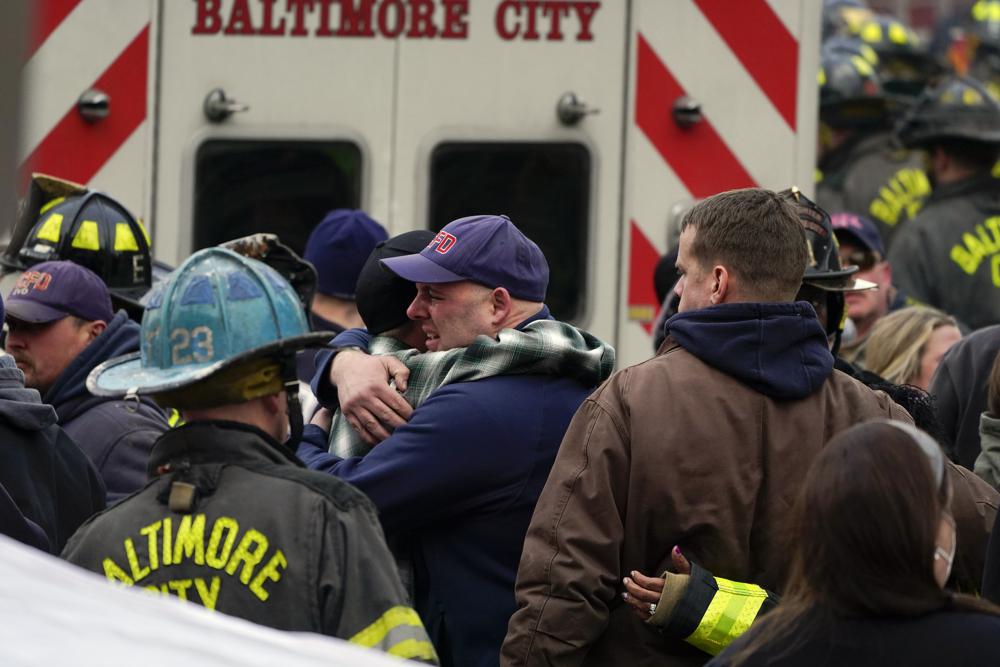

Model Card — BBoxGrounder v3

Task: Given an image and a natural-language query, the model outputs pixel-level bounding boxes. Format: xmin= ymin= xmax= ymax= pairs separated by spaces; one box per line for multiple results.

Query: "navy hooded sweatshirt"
xmin=0 ymin=355 xmax=104 ymax=551
xmin=44 ymin=311 xmax=169 ymax=504
xmin=664 ymin=301 xmax=835 ymax=400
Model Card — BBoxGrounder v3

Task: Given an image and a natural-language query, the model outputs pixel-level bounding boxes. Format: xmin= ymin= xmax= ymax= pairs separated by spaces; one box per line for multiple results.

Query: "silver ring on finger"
xmin=648 ymin=602 xmax=657 ymax=615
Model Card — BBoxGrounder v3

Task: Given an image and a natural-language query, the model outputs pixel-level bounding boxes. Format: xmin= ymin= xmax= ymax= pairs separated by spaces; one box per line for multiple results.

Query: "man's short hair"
xmin=681 ymin=188 xmax=808 ymax=301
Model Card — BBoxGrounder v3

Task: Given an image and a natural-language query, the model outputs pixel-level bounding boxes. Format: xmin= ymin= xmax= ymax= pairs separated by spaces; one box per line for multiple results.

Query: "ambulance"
xmin=19 ymin=0 xmax=820 ymax=367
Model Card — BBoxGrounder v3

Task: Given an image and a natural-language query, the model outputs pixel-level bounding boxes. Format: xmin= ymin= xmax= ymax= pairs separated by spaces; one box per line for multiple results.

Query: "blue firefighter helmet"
xmin=87 ymin=247 xmax=329 ymax=404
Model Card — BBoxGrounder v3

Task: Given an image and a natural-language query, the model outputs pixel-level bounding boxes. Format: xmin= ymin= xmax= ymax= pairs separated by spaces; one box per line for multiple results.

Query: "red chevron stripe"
xmin=20 ymin=25 xmax=149 ymax=188
xmin=635 ymin=33 xmax=756 ymax=199
xmin=694 ymin=0 xmax=798 ymax=130
xmin=26 ymin=0 xmax=83 ymax=59
xmin=628 ymin=220 xmax=661 ymax=335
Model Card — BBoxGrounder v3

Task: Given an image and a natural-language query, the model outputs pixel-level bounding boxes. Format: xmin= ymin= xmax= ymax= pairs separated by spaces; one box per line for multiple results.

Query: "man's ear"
xmin=710 ymin=266 xmax=730 ymax=305
xmin=85 ymin=319 xmax=108 ymax=342
xmin=490 ymin=287 xmax=513 ymax=325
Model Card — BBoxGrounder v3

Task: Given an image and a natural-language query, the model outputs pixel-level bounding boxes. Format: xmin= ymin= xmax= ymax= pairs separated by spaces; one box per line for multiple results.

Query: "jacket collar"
xmin=925 ymin=172 xmax=1000 ymax=205
xmin=147 ymin=420 xmax=302 ymax=478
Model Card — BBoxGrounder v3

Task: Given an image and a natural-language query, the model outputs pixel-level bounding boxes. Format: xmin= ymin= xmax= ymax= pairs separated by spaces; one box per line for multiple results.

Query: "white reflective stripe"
xmin=19 ymin=0 xmax=153 ymax=161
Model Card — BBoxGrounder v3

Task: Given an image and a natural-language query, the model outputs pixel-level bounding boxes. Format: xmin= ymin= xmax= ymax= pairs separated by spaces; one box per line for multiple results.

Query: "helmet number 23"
xmin=171 ymin=326 xmax=215 ymax=365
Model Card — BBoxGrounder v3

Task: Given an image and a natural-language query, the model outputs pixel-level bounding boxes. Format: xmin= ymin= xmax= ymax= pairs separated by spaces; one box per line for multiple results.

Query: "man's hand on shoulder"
xmin=331 ymin=349 xmax=413 ymax=445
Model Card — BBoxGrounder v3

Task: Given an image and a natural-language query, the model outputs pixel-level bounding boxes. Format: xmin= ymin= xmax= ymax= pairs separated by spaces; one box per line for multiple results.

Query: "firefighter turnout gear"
xmin=647 ymin=562 xmax=779 ymax=657
xmin=61 ymin=421 xmax=437 ymax=662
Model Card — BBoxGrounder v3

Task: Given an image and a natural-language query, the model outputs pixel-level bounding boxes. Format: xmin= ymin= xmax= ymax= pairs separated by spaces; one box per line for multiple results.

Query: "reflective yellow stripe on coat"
xmin=349 ymin=605 xmax=438 ymax=662
xmin=686 ymin=578 xmax=769 ymax=656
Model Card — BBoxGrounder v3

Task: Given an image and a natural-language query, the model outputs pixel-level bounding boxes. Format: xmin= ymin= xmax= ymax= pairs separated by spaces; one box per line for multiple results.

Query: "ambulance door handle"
xmin=672 ymin=96 xmax=702 ymax=128
xmin=556 ymin=92 xmax=599 ymax=126
xmin=203 ymin=88 xmax=250 ymax=123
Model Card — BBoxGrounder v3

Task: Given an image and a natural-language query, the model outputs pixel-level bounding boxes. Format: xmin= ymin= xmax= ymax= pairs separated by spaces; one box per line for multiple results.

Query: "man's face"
xmin=5 ymin=316 xmax=94 ymax=394
xmin=674 ymin=227 xmax=715 ymax=313
xmin=839 ymin=240 xmax=892 ymax=324
xmin=406 ymin=281 xmax=495 ymax=352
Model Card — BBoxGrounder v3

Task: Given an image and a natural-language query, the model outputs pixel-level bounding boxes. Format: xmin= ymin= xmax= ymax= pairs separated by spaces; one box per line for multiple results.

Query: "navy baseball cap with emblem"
xmin=380 ymin=215 xmax=549 ymax=302
xmin=830 ymin=211 xmax=886 ymax=257
xmin=5 ymin=260 xmax=114 ymax=323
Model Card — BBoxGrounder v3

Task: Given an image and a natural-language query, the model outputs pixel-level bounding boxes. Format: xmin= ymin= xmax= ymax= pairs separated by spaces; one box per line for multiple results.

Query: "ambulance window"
xmin=428 ymin=142 xmax=591 ymax=322
xmin=193 ymin=140 xmax=362 ymax=255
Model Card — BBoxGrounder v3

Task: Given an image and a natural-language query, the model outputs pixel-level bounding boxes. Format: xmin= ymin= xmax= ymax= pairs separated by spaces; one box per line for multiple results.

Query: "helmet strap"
xmin=280 ymin=354 xmax=304 ymax=447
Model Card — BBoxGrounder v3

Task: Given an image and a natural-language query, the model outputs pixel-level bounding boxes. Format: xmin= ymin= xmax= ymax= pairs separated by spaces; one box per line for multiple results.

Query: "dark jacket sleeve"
xmin=309 ymin=329 xmax=373 ymax=408
xmin=983 ymin=509 xmax=1000 ymax=604
xmin=930 ymin=349 xmax=963 ymax=461
xmin=502 ymin=397 xmax=631 ymax=667
xmin=947 ymin=461 xmax=1000 ymax=592
xmin=887 ymin=225 xmax=935 ymax=307
xmin=299 ymin=383 xmax=535 ymax=536
xmin=320 ymin=496 xmax=437 ymax=663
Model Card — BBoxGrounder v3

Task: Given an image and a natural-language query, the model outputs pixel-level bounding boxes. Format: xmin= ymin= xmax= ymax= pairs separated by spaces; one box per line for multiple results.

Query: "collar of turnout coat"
xmin=146 ymin=420 xmax=301 ymax=479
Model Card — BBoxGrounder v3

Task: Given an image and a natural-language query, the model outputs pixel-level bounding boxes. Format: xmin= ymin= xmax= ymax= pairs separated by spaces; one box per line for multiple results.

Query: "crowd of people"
xmin=5 ymin=0 xmax=1000 ymax=665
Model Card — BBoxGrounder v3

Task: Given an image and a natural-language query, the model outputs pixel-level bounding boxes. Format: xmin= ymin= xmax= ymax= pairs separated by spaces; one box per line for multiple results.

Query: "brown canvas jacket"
xmin=502 ymin=339 xmax=998 ymax=667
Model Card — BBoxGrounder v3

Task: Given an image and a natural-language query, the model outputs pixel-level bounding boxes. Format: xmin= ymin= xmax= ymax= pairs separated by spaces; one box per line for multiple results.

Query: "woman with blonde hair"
xmin=864 ymin=306 xmax=961 ymax=390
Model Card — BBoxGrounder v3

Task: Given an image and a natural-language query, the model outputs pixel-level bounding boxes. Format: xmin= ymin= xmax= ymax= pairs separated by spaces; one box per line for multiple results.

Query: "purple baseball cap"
xmin=830 ymin=211 xmax=886 ymax=257
xmin=5 ymin=261 xmax=114 ymax=324
xmin=380 ymin=215 xmax=549 ymax=302
xmin=303 ymin=209 xmax=388 ymax=299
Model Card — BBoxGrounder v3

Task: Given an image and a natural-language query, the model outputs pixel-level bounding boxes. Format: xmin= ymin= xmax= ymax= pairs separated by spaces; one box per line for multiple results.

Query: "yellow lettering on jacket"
xmin=124 ymin=538 xmax=150 ymax=582
xmin=950 ymin=217 xmax=1000 ymax=275
xmin=103 ymin=558 xmax=133 ymax=584
xmin=96 ymin=515 xmax=286 ymax=609
xmin=194 ymin=576 xmax=222 ymax=610
xmin=249 ymin=550 xmax=287 ymax=602
xmin=993 ymin=255 xmax=1000 ymax=287
xmin=869 ymin=167 xmax=930 ymax=226
xmin=225 ymin=529 xmax=269 ymax=584
xmin=139 ymin=521 xmax=161 ymax=571
xmin=168 ymin=578 xmax=194 ymax=601
xmin=205 ymin=516 xmax=239 ymax=569
xmin=172 ymin=514 xmax=206 ymax=565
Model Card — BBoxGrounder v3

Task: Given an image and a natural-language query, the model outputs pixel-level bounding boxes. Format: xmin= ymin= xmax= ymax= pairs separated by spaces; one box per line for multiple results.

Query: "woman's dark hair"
xmin=728 ymin=421 xmax=999 ymax=665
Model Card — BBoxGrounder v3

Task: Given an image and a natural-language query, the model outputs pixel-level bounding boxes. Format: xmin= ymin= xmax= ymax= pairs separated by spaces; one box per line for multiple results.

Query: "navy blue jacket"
xmin=0 ymin=355 xmax=105 ymax=551
xmin=44 ymin=311 xmax=169 ymax=504
xmin=299 ymin=309 xmax=598 ymax=667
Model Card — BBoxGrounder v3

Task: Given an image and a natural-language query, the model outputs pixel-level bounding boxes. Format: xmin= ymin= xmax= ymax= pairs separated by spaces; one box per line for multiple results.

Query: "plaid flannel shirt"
xmin=328 ymin=319 xmax=615 ymax=458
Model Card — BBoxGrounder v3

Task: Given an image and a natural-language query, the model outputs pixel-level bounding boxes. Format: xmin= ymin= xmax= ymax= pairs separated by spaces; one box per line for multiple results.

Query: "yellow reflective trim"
xmin=860 ymin=21 xmax=881 ymax=44
xmin=685 ymin=578 xmax=768 ymax=656
xmin=817 ymin=68 xmax=826 ymax=86
xmin=963 ymin=87 xmax=984 ymax=106
xmin=137 ymin=218 xmax=151 ymax=245
xmin=859 ymin=43 xmax=878 ymax=66
xmin=349 ymin=605 xmax=424 ymax=649
xmin=387 ymin=639 xmax=438 ymax=661
xmin=114 ymin=223 xmax=139 ymax=251
xmin=888 ymin=22 xmax=910 ymax=45
xmin=71 ymin=220 xmax=101 ymax=251
xmin=35 ymin=213 xmax=63 ymax=243
xmin=850 ymin=55 xmax=873 ymax=77
xmin=168 ymin=409 xmax=183 ymax=428
xmin=38 ymin=196 xmax=65 ymax=216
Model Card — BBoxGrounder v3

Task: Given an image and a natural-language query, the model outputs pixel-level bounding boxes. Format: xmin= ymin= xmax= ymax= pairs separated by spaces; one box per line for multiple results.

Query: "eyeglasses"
xmin=839 ymin=249 xmax=882 ymax=272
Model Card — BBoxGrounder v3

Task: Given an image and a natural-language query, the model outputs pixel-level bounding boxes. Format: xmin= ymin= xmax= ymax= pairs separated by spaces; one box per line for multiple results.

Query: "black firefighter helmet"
xmin=819 ymin=49 xmax=889 ymax=129
xmin=895 ymin=75 xmax=1000 ymax=148
xmin=3 ymin=174 xmax=155 ymax=319
xmin=779 ymin=187 xmax=876 ymax=342
xmin=855 ymin=14 xmax=936 ymax=100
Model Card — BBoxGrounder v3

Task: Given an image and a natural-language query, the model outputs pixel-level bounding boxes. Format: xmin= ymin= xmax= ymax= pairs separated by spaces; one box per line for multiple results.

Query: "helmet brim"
xmin=86 ymin=331 xmax=335 ymax=398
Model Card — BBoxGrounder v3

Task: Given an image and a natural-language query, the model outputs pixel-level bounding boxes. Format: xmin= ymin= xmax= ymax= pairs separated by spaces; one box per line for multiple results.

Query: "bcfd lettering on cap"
xmin=429 ymin=231 xmax=457 ymax=254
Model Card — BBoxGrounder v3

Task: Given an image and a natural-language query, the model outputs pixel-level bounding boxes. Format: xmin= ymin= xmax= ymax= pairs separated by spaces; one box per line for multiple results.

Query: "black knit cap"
xmin=356 ymin=230 xmax=436 ymax=335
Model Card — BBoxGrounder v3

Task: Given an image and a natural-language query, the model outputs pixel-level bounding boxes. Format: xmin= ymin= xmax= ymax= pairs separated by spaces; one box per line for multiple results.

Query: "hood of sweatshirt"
xmin=664 ymin=301 xmax=835 ymax=400
xmin=0 ymin=355 xmax=57 ymax=431
xmin=44 ymin=311 xmax=141 ymax=422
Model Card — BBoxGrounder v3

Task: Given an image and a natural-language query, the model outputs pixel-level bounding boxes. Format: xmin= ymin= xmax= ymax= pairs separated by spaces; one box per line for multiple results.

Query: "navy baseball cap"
xmin=381 ymin=215 xmax=549 ymax=302
xmin=830 ymin=211 xmax=885 ymax=257
xmin=5 ymin=260 xmax=114 ymax=323
xmin=303 ymin=209 xmax=388 ymax=299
